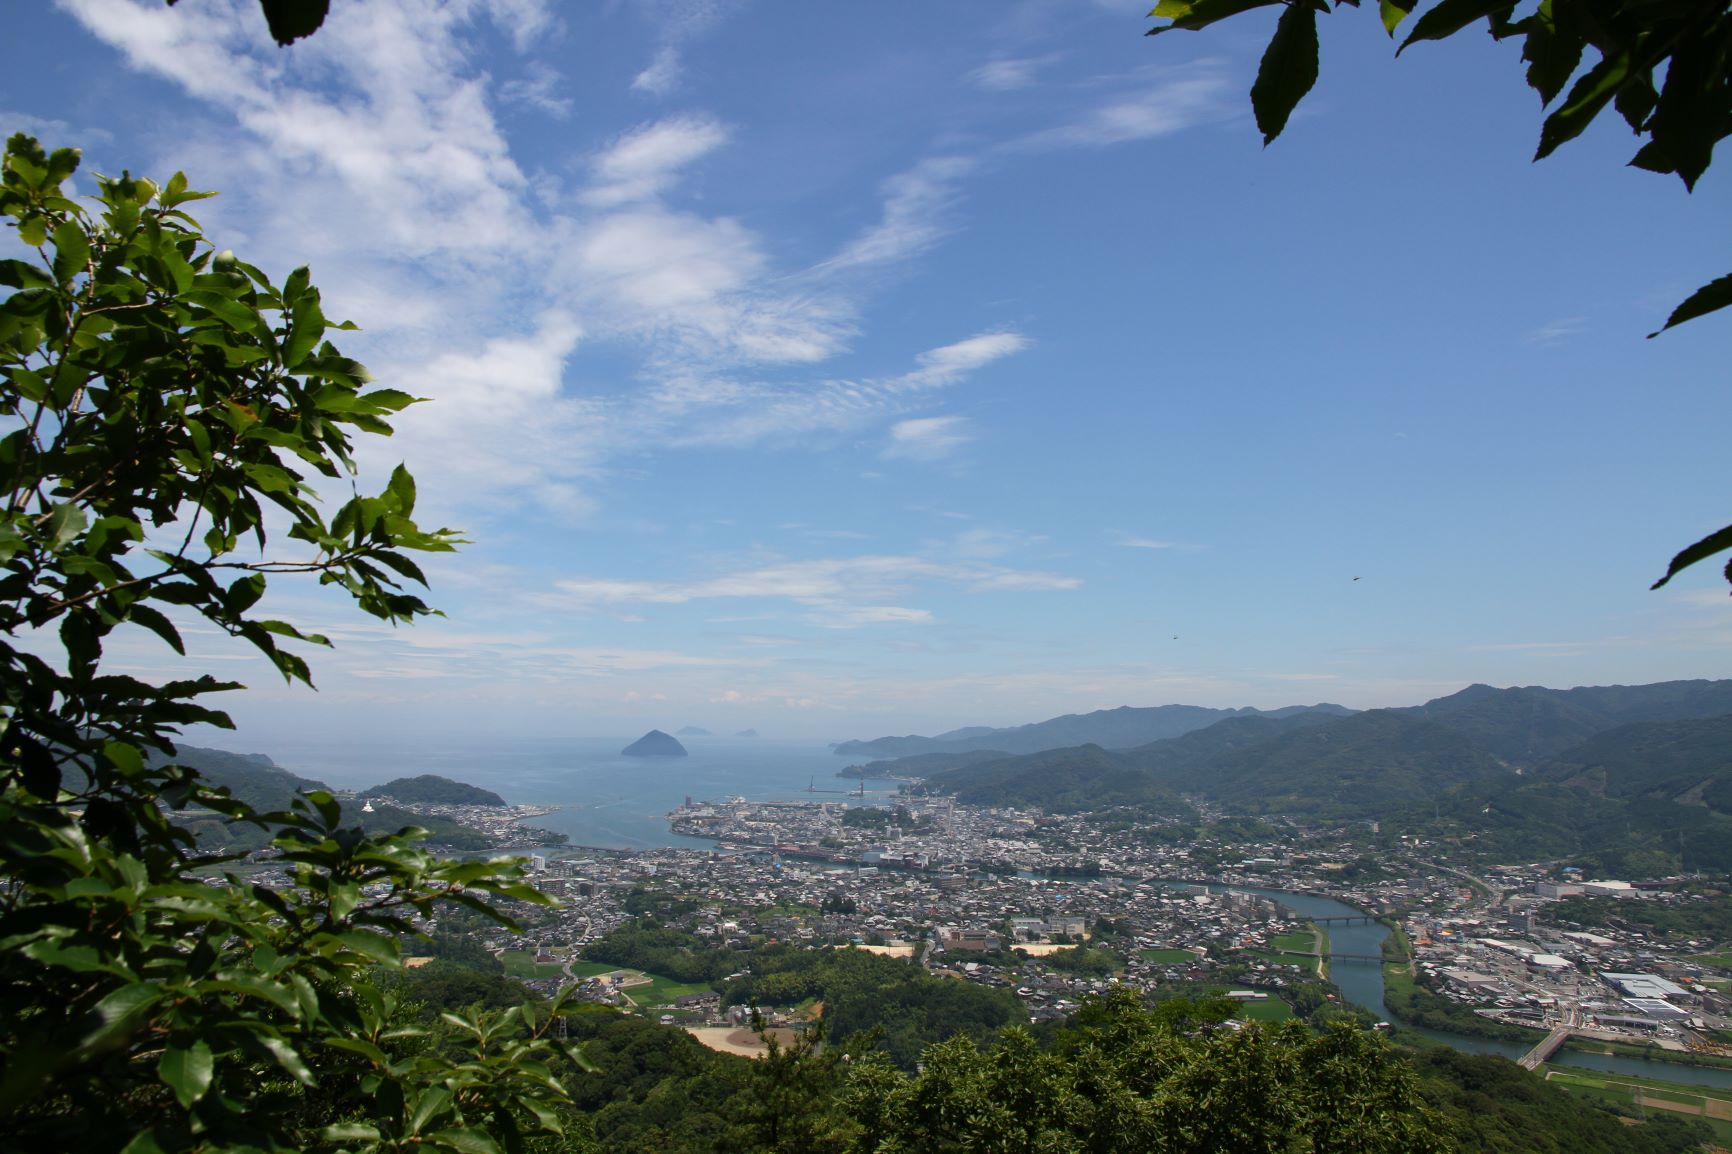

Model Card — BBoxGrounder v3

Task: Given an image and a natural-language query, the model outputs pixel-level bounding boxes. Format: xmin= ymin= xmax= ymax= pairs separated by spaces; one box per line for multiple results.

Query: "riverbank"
xmin=1541 ymin=1066 xmax=1732 ymax=1145
xmin=1560 ymin=1037 xmax=1732 ymax=1072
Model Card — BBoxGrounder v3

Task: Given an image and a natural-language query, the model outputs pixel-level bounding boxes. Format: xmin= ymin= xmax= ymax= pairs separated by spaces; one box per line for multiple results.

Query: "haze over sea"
xmin=247 ymin=734 xmax=890 ymax=851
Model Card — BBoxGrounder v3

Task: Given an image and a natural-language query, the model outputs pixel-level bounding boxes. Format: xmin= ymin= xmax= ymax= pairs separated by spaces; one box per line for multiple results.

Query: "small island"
xmin=677 ymin=726 xmax=713 ymax=737
xmin=622 ymin=729 xmax=688 ymax=757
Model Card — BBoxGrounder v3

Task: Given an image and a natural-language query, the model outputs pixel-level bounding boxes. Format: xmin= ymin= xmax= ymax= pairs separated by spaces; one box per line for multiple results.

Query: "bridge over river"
xmin=1518 ymin=1028 xmax=1571 ymax=1071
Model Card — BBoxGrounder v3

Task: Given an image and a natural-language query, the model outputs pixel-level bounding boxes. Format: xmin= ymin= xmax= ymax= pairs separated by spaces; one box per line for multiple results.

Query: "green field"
xmin=1233 ymin=997 xmax=1293 ymax=1023
xmin=1542 ymin=1067 xmax=1732 ymax=1143
xmin=500 ymin=949 xmax=566 ymax=979
xmin=567 ymin=959 xmax=624 ymax=980
xmin=1140 ymin=948 xmax=1198 ymax=964
xmin=1269 ymin=930 xmax=1317 ymax=953
xmin=1686 ymin=950 xmax=1732 ymax=971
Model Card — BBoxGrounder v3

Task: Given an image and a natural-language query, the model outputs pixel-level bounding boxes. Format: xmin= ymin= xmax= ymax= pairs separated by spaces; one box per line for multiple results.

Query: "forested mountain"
xmin=834 ymin=701 xmax=1355 ymax=759
xmin=926 ymin=744 xmax=1192 ymax=815
xmin=918 ymin=710 xmax=1508 ymax=817
xmin=909 ymin=681 xmax=1732 ymax=871
xmin=1396 ymin=679 xmax=1732 ymax=764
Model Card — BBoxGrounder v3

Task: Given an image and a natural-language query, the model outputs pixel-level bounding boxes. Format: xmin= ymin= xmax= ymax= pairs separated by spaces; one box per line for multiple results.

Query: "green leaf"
xmin=1535 ymin=50 xmax=1631 ymax=160
xmin=81 ymin=983 xmax=164 ymax=1055
xmin=283 ymin=288 xmax=326 ymax=370
xmin=126 ymin=604 xmax=186 ymax=655
xmin=50 ymin=220 xmax=90 ymax=285
xmin=158 ymin=1040 xmax=214 ymax=1107
xmin=320 ymin=1123 xmax=382 ymax=1143
xmin=1251 ymin=0 xmax=1323 ymax=144
xmin=1146 ymin=0 xmax=1277 ymax=34
xmin=426 ymin=1129 xmax=504 ymax=1154
xmin=104 ymin=741 xmax=145 ymax=775
xmin=1651 ymin=522 xmax=1732 ymax=589
xmin=411 ymin=1086 xmax=453 ymax=1134
xmin=1397 ymin=0 xmax=1514 ymax=53
xmin=1378 ymin=0 xmax=1412 ymax=36
xmin=44 ymin=501 xmax=88 ymax=548
xmin=1648 ymin=272 xmax=1732 ymax=337
xmin=254 ymin=1034 xmax=316 ymax=1086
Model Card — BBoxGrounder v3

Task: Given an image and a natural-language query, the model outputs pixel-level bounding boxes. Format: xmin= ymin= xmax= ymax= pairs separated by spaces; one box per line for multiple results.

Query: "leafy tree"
xmin=0 ymin=134 xmax=581 ymax=1153
xmin=1147 ymin=0 xmax=1732 ymax=592
xmin=839 ymin=988 xmax=1453 ymax=1153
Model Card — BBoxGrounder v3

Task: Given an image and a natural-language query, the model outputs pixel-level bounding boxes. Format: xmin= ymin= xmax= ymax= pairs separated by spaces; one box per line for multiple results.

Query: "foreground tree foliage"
xmin=839 ymin=988 xmax=1454 ymax=1153
xmin=0 ymin=134 xmax=583 ymax=1153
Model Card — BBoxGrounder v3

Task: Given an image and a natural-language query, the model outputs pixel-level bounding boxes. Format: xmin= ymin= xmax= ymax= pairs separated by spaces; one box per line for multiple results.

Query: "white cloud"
xmin=582 ymin=114 xmax=730 ymax=207
xmin=826 ymin=157 xmax=974 ymax=271
xmin=1016 ymin=61 xmax=1234 ymax=150
xmin=539 ymin=553 xmax=1080 ymax=614
xmin=967 ymin=55 xmax=1057 ymax=91
xmin=632 ymin=46 xmax=683 ymax=96
xmin=896 ymin=332 xmax=1029 ymax=389
xmin=499 ymin=63 xmax=572 ymax=117
xmin=884 ymin=416 xmax=972 ymax=461
xmin=487 ymin=0 xmax=559 ymax=52
xmin=664 ymin=331 xmax=1026 ymax=448
xmin=1524 ymin=316 xmax=1588 ymax=345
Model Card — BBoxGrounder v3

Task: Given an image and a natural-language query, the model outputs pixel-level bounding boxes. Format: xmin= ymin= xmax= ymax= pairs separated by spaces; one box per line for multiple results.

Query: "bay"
xmin=244 ymin=733 xmax=891 ymax=850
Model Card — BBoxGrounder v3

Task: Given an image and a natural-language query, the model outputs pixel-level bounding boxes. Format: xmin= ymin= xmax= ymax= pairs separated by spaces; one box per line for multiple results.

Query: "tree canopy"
xmin=0 ymin=133 xmax=579 ymax=1154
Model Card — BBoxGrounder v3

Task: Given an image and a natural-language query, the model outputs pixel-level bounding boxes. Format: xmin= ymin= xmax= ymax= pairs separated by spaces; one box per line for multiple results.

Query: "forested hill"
xmin=361 ymin=774 xmax=507 ymax=807
xmin=162 ymin=744 xmax=504 ymax=852
xmin=1534 ymin=713 xmax=1732 ymax=808
xmin=833 ymin=701 xmax=1356 ymax=759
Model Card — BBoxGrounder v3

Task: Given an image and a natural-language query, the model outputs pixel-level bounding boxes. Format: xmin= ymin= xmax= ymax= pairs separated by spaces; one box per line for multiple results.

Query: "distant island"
xmin=622 ymin=729 xmax=688 ymax=757
xmin=677 ymin=726 xmax=713 ymax=736
xmin=360 ymin=774 xmax=506 ymax=807
xmin=734 ymin=729 xmax=759 ymax=738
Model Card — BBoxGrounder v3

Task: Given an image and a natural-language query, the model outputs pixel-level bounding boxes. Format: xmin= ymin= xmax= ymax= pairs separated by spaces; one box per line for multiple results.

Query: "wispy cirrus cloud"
xmin=535 ymin=553 xmax=1080 ymax=617
xmin=632 ymin=46 xmax=683 ymax=96
xmin=884 ymin=416 xmax=972 ymax=461
xmin=967 ymin=55 xmax=1060 ymax=91
xmin=581 ymin=114 xmax=731 ymax=207
xmin=1011 ymin=60 xmax=1235 ymax=150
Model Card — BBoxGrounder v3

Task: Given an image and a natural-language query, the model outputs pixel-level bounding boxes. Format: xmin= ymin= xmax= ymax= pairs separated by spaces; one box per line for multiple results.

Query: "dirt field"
xmin=687 ymin=1027 xmax=799 ymax=1058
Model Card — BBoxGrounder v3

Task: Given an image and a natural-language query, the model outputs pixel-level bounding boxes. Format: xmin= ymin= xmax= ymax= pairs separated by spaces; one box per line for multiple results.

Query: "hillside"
xmin=165 ymin=745 xmax=498 ymax=852
xmin=833 ymin=702 xmax=1355 ymax=759
xmin=1534 ymin=713 xmax=1732 ymax=810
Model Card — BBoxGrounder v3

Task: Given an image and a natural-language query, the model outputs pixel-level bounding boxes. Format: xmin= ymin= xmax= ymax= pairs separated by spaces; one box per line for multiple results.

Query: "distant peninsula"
xmin=677 ymin=726 xmax=713 ymax=736
xmin=734 ymin=729 xmax=759 ymax=738
xmin=622 ymin=729 xmax=688 ymax=757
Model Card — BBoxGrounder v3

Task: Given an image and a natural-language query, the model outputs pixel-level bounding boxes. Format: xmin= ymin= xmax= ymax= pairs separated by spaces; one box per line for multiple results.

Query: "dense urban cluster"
xmin=352 ymin=793 xmax=1732 ymax=1073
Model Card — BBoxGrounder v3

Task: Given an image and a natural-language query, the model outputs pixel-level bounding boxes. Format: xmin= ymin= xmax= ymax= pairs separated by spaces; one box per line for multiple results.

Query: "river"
xmin=1213 ymin=883 xmax=1732 ymax=1090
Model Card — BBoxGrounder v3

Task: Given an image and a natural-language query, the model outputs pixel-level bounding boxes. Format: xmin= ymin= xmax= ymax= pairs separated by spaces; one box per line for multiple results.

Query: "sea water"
xmin=235 ymin=733 xmax=894 ymax=850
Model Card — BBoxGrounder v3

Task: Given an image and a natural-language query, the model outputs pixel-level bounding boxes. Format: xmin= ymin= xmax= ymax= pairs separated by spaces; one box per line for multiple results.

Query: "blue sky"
xmin=5 ymin=0 xmax=1728 ymax=746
